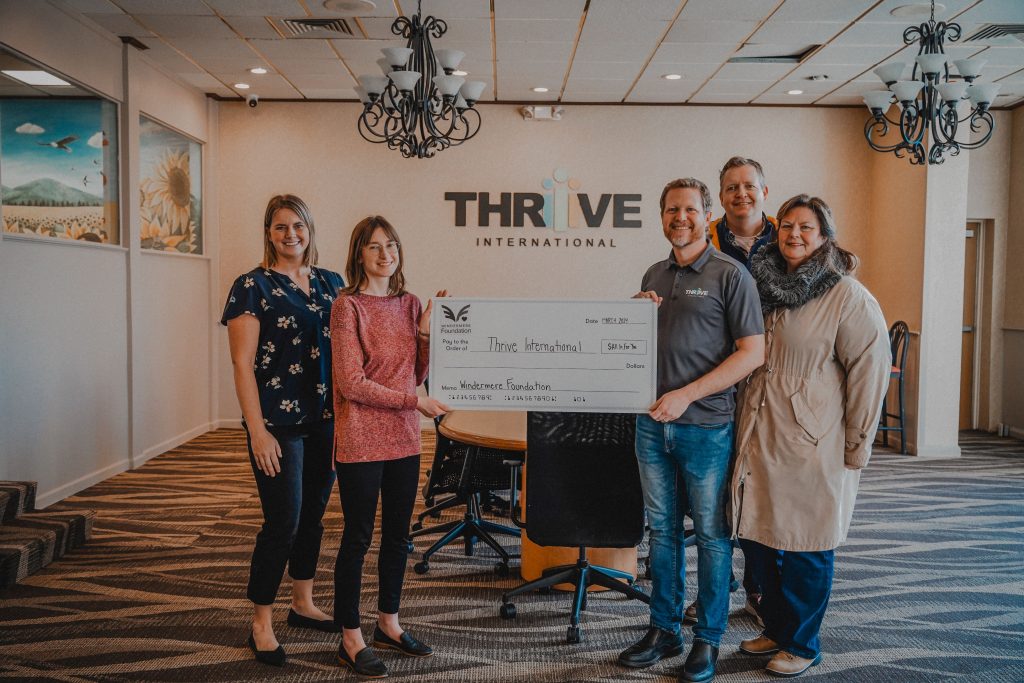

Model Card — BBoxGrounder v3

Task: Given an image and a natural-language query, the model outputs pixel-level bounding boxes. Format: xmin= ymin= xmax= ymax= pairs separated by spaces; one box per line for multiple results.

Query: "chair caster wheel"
xmin=499 ymin=603 xmax=516 ymax=619
xmin=495 ymin=562 xmax=510 ymax=577
xmin=411 ymin=521 xmax=423 ymax=532
xmin=413 ymin=561 xmax=429 ymax=574
xmin=566 ymin=625 xmax=582 ymax=644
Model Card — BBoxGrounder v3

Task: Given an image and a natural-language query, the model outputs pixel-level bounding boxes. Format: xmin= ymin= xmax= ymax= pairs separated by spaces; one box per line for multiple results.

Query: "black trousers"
xmin=333 ymin=454 xmax=420 ymax=629
xmin=246 ymin=421 xmax=336 ymax=605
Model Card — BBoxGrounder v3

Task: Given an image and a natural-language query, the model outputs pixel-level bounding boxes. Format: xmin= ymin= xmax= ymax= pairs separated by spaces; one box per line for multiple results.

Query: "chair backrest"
xmin=525 ymin=412 xmax=644 ymax=548
xmin=889 ymin=320 xmax=910 ymax=373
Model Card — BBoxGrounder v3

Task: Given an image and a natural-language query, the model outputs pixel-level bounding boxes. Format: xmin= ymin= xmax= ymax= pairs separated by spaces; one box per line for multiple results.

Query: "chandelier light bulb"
xmin=967 ymin=82 xmax=999 ymax=107
xmin=358 ymin=74 xmax=387 ymax=95
xmin=381 ymin=47 xmax=413 ymax=68
xmin=953 ymin=58 xmax=985 ymax=80
xmin=915 ymin=53 xmax=946 ymax=77
xmin=936 ymin=81 xmax=967 ymax=103
xmin=432 ymin=74 xmax=465 ymax=98
xmin=435 ymin=49 xmax=465 ymax=73
xmin=873 ymin=62 xmax=906 ymax=85
xmin=863 ymin=91 xmax=895 ymax=112
xmin=890 ymin=80 xmax=924 ymax=102
xmin=460 ymin=81 xmax=487 ymax=103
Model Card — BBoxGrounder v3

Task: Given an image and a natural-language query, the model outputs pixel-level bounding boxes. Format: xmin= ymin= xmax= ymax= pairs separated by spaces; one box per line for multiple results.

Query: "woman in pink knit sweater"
xmin=330 ymin=215 xmax=449 ymax=678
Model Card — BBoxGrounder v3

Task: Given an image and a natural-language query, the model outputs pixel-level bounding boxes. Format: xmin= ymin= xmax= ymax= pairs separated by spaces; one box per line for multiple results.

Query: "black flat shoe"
xmin=337 ymin=645 xmax=388 ymax=678
xmin=679 ymin=641 xmax=719 ymax=682
xmin=287 ymin=608 xmax=341 ymax=633
xmin=618 ymin=626 xmax=684 ymax=668
xmin=372 ymin=625 xmax=433 ymax=657
xmin=247 ymin=633 xmax=286 ymax=667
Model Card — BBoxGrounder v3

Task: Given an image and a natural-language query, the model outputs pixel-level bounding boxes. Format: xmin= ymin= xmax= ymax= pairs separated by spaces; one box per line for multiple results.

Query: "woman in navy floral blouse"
xmin=222 ymin=194 xmax=345 ymax=667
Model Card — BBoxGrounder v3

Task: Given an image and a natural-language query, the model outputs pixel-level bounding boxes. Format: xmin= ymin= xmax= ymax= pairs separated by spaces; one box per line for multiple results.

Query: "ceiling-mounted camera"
xmin=246 ymin=94 xmax=259 ymax=108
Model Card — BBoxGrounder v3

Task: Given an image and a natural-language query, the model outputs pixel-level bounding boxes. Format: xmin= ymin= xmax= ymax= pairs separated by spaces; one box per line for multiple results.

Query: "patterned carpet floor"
xmin=0 ymin=430 xmax=1022 ymax=682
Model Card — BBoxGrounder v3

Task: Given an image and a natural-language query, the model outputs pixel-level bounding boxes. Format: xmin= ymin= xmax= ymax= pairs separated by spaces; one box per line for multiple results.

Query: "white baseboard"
xmin=1009 ymin=426 xmax=1024 ymax=441
xmin=213 ymin=418 xmax=244 ymax=430
xmin=135 ymin=422 xmax=217 ymax=467
xmin=911 ymin=444 xmax=962 ymax=459
xmin=35 ymin=458 xmax=131 ymax=510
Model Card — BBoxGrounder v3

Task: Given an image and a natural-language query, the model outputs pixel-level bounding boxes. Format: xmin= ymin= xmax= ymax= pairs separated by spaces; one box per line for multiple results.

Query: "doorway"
xmin=960 ymin=222 xmax=982 ymax=430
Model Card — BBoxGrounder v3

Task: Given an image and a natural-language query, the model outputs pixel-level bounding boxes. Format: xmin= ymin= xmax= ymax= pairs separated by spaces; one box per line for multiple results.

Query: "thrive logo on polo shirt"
xmin=684 ymin=287 xmax=709 ymax=297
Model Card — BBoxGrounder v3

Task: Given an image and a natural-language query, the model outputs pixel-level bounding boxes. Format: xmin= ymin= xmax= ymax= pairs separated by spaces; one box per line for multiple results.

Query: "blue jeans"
xmin=635 ymin=415 xmax=734 ymax=646
xmin=743 ymin=540 xmax=834 ymax=659
xmin=246 ymin=421 xmax=336 ymax=605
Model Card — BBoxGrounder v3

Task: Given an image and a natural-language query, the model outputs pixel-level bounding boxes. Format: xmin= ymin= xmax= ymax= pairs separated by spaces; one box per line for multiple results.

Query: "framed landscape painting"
xmin=139 ymin=115 xmax=202 ymax=255
xmin=0 ymin=98 xmax=120 ymax=244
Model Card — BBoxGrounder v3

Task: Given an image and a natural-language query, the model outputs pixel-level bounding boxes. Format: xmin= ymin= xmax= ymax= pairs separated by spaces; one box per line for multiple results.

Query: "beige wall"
xmin=1003 ymin=108 xmax=1024 ymax=436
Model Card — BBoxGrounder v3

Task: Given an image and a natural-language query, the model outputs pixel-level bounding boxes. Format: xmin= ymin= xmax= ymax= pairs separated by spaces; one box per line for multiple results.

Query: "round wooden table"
xmin=439 ymin=410 xmax=637 ymax=589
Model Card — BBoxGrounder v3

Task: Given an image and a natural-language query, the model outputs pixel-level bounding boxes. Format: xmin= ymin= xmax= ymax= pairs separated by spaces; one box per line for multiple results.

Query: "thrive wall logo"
xmin=445 ymin=167 xmax=642 ymax=230
xmin=441 ymin=304 xmax=470 ymax=322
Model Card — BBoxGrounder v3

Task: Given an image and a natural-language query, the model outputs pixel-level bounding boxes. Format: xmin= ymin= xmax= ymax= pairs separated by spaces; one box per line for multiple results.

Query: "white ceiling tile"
xmin=176 ymin=72 xmax=230 ymax=90
xmin=204 ymin=0 xmax=306 ymax=15
xmin=215 ymin=72 xmax=298 ymax=93
xmin=665 ymin=20 xmax=759 ymax=44
xmin=816 ymin=93 xmax=869 ymax=105
xmin=714 ymin=61 xmax=794 ymax=80
xmin=698 ymin=78 xmax=769 ymax=95
xmin=496 ymin=61 xmax=568 ymax=79
xmin=787 ymin=61 xmax=867 ymax=82
xmin=688 ymin=91 xmax=755 ymax=103
xmin=858 ymin=0 xmax=977 ymax=23
xmin=430 ymin=18 xmax=492 ymax=44
xmin=770 ymin=78 xmax=839 ymax=94
xmin=307 ymin=2 xmax=397 ymax=17
xmin=84 ymin=13 xmax=155 ymax=37
xmin=812 ymin=43 xmax=899 ymax=64
xmin=831 ymin=21 xmax=910 ymax=45
xmin=116 ymin=0 xmax=214 ymax=13
xmin=563 ymin=76 xmax=633 ymax=91
xmin=771 ymin=0 xmax=875 ymax=23
xmin=625 ymin=88 xmax=698 ymax=103
xmin=732 ymin=42 xmax=815 ymax=58
xmin=651 ymin=42 xmax=737 ymax=64
xmin=136 ymin=15 xmax=237 ymax=38
xmin=822 ymin=80 xmax=886 ymax=97
xmin=222 ymin=16 xmax=284 ymax=40
xmin=562 ymin=91 xmax=625 ymax=102
xmin=61 ymin=0 xmax=123 ymax=13
xmin=567 ymin=61 xmax=644 ymax=80
xmin=248 ymin=38 xmax=337 ymax=60
xmin=753 ymin=92 xmax=820 ymax=104
xmin=680 ymin=0 xmax=780 ymax=21
xmin=359 ymin=17 xmax=400 ymax=39
xmin=589 ymin=0 xmax=682 ymax=22
xmin=969 ymin=46 xmax=1024 ymax=67
xmin=580 ymin=17 xmax=668 ymax=44
xmin=408 ymin=0 xmax=491 ymax=19
xmin=297 ymin=87 xmax=358 ymax=98
xmin=980 ymin=63 xmax=1024 ymax=79
xmin=332 ymin=38 xmax=414 ymax=61
xmin=495 ymin=19 xmax=579 ymax=42
xmin=273 ymin=58 xmax=350 ymax=76
xmin=170 ymin=37 xmax=260 ymax=60
xmin=749 ymin=21 xmax=846 ymax=44
xmin=494 ymin=0 xmax=586 ymax=20
xmin=956 ymin=0 xmax=1024 ymax=24
xmin=137 ymin=41 xmax=206 ymax=73
xmin=638 ymin=62 xmax=720 ymax=82
xmin=496 ymin=41 xmax=573 ymax=63
xmin=286 ymin=73 xmax=354 ymax=88
xmin=996 ymin=67 xmax=1024 ymax=83
xmin=573 ymin=41 xmax=656 ymax=62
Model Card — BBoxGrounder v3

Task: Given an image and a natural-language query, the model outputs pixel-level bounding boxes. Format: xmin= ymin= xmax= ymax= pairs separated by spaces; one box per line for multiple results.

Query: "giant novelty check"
xmin=428 ymin=298 xmax=657 ymax=412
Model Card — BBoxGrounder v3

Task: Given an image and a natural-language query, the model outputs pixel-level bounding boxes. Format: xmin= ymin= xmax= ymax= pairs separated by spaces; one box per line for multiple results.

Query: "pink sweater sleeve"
xmin=331 ymin=297 xmax=418 ymax=410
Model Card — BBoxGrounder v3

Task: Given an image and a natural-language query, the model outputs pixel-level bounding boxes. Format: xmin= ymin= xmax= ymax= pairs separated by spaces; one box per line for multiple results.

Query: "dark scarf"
xmin=750 ymin=241 xmax=848 ymax=315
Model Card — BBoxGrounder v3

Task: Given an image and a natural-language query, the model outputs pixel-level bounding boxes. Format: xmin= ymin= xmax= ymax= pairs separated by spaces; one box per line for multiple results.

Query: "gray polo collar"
xmin=667 ymin=240 xmax=716 ymax=274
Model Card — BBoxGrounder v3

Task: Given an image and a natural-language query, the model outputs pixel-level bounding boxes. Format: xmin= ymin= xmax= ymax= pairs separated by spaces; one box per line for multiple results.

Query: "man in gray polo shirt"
xmin=617 ymin=178 xmax=764 ymax=683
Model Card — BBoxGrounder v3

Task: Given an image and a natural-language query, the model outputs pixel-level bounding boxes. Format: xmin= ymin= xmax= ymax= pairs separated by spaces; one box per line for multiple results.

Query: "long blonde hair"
xmin=262 ymin=194 xmax=318 ymax=268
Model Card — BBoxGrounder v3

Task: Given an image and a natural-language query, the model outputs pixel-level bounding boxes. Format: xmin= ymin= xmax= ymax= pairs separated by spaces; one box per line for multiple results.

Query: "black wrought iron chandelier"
xmin=354 ymin=1 xmax=486 ymax=159
xmin=862 ymin=1 xmax=999 ymax=165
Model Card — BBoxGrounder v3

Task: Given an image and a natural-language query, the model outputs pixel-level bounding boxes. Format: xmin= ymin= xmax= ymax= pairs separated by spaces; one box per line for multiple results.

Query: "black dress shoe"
xmin=287 ymin=608 xmax=341 ymax=633
xmin=247 ymin=633 xmax=286 ymax=667
xmin=337 ymin=645 xmax=388 ymax=678
xmin=618 ymin=626 xmax=684 ymax=668
xmin=680 ymin=641 xmax=719 ymax=682
xmin=372 ymin=625 xmax=433 ymax=657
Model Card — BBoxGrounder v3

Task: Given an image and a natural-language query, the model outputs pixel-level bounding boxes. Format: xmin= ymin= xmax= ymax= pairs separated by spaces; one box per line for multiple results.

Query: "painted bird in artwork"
xmin=37 ymin=135 xmax=78 ymax=152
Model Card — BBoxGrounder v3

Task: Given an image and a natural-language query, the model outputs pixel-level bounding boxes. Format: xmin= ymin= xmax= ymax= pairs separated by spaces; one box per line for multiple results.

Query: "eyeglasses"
xmin=364 ymin=241 xmax=400 ymax=255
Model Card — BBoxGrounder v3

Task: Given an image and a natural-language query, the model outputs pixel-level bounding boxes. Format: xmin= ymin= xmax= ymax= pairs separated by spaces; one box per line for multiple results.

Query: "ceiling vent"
xmin=274 ymin=17 xmax=357 ymax=38
xmin=728 ymin=45 xmax=820 ymax=64
xmin=963 ymin=23 xmax=1024 ymax=45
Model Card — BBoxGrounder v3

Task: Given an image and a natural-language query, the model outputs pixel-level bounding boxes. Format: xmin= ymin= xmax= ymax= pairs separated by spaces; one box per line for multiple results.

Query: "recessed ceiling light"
xmin=787 ymin=89 xmax=804 ymax=95
xmin=662 ymin=73 xmax=682 ymax=80
xmin=234 ymin=82 xmax=251 ymax=89
xmin=453 ymin=69 xmax=468 ymax=76
xmin=249 ymin=67 xmax=268 ymax=75
xmin=322 ymin=0 xmax=376 ymax=14
xmin=890 ymin=3 xmax=944 ymax=18
xmin=531 ymin=86 xmax=549 ymax=93
xmin=2 ymin=70 xmax=71 ymax=86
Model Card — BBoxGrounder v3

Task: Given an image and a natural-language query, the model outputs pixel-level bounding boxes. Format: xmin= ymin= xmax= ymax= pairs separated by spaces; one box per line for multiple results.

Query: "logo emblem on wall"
xmin=442 ymin=304 xmax=471 ymax=322
xmin=444 ymin=167 xmax=642 ymax=250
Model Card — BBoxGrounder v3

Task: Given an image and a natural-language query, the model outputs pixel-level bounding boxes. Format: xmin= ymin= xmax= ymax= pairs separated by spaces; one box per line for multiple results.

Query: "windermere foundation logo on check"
xmin=444 ymin=167 xmax=642 ymax=250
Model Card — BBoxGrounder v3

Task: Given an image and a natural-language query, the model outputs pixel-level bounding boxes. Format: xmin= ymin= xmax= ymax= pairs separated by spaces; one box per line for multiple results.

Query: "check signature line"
xmin=446 ymin=366 xmax=623 ymax=371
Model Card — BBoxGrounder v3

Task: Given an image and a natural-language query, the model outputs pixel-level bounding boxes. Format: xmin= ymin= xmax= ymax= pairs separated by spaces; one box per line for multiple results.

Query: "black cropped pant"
xmin=333 ymin=454 xmax=420 ymax=629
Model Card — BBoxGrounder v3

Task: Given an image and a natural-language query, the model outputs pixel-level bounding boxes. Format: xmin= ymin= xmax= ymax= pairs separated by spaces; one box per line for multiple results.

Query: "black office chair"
xmin=499 ymin=412 xmax=649 ymax=644
xmin=878 ymin=320 xmax=909 ymax=454
xmin=411 ymin=414 xmax=523 ymax=576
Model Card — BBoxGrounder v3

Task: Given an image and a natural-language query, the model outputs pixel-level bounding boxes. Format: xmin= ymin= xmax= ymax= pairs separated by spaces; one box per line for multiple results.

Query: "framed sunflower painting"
xmin=139 ymin=115 xmax=202 ymax=254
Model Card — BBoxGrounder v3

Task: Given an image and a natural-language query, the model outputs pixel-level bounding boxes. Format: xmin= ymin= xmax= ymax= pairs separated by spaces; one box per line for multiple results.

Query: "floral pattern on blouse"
xmin=221 ymin=266 xmax=345 ymax=427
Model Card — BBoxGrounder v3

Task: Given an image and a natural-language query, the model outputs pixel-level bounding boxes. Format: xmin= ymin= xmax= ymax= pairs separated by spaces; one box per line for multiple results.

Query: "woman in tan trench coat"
xmin=730 ymin=194 xmax=890 ymax=678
